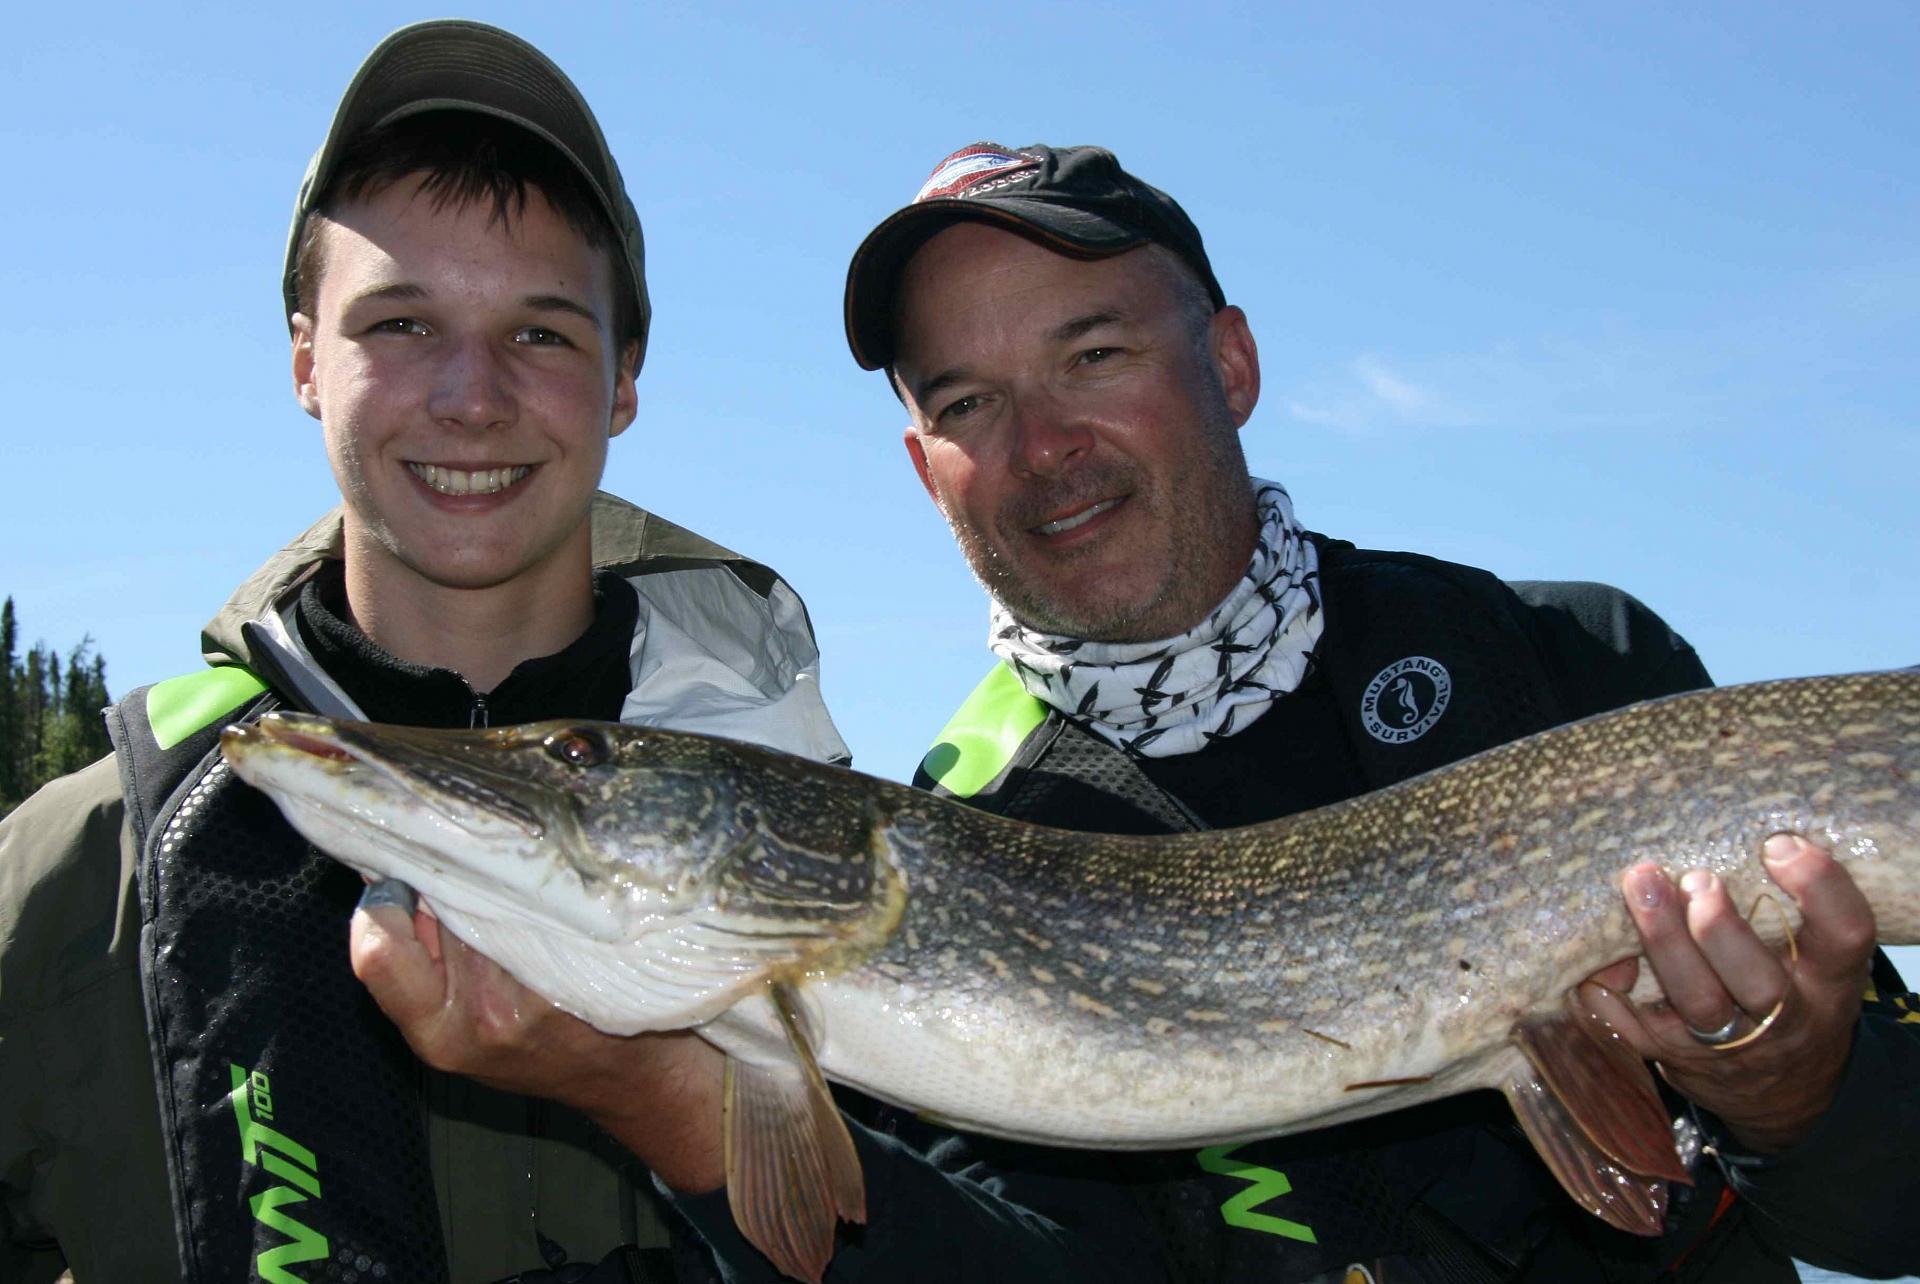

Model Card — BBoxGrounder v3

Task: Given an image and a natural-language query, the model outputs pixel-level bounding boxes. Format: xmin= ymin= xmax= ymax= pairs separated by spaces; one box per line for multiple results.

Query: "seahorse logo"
xmin=1360 ymin=656 xmax=1452 ymax=745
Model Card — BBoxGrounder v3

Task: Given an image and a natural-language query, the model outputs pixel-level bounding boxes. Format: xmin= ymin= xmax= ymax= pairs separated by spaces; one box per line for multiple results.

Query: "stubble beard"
xmin=941 ymin=414 xmax=1258 ymax=644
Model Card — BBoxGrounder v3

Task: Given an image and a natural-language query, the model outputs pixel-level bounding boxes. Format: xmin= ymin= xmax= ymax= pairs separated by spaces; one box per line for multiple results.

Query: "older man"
xmin=827 ymin=142 xmax=1920 ymax=1282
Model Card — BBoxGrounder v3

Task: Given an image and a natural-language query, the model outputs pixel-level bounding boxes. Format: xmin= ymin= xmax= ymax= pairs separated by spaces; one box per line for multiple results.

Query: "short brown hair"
xmin=291 ymin=111 xmax=643 ymax=352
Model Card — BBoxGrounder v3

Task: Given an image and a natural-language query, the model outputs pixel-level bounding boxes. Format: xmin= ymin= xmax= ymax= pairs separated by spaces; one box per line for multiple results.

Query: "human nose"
xmin=426 ymin=335 xmax=515 ymax=431
xmin=1008 ymin=390 xmax=1092 ymax=478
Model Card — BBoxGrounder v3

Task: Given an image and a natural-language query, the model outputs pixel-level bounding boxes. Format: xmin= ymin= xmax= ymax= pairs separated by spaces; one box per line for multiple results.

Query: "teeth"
xmin=409 ymin=464 xmax=532 ymax=496
xmin=1036 ymin=498 xmax=1119 ymax=536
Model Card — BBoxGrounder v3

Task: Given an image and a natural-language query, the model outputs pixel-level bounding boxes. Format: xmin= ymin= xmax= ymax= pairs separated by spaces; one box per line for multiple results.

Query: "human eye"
xmin=1075 ymin=345 xmax=1121 ymax=366
xmin=367 ymin=317 xmax=429 ymax=337
xmin=515 ymin=325 xmax=573 ymax=347
xmin=941 ymin=394 xmax=981 ymax=420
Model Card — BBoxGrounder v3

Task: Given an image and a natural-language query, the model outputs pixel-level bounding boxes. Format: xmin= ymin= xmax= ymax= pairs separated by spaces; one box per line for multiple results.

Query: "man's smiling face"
xmin=893 ymin=222 xmax=1261 ymax=643
xmin=293 ymin=174 xmax=636 ymax=604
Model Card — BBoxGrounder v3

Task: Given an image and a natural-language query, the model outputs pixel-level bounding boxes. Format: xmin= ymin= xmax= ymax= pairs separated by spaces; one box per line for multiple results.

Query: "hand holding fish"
xmin=1579 ymin=835 xmax=1876 ymax=1153
xmin=349 ymin=879 xmax=730 ymax=1194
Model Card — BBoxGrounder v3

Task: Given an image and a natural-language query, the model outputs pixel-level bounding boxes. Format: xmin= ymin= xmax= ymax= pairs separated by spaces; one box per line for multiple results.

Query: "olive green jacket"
xmin=0 ymin=493 xmax=847 ymax=1282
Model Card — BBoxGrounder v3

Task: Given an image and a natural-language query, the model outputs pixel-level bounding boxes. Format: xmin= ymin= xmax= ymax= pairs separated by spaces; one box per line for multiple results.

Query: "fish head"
xmin=221 ymin=713 xmax=905 ymax=1026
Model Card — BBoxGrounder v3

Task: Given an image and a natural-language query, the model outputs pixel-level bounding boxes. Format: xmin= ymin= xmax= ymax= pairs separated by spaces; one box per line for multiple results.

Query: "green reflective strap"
xmin=147 ymin=666 xmax=268 ymax=750
xmin=917 ymin=664 xmax=1047 ymax=799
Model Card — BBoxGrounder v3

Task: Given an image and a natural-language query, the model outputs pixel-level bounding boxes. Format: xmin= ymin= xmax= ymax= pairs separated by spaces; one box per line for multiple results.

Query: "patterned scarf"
xmin=988 ymin=479 xmax=1323 ymax=757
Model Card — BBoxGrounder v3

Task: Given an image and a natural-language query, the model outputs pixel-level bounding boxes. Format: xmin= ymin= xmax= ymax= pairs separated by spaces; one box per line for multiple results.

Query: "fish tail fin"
xmin=1500 ymin=1011 xmax=1688 ymax=1237
xmin=723 ymin=982 xmax=866 ymax=1282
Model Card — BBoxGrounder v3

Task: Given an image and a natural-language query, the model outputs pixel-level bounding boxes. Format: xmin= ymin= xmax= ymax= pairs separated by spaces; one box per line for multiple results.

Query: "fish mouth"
xmin=224 ymin=713 xmax=545 ymax=840
xmin=222 ymin=713 xmax=655 ymax=942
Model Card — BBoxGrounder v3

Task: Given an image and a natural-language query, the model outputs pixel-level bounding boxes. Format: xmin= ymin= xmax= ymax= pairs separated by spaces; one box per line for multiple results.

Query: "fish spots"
xmin=1632 ymin=816 xmax=1677 ymax=844
xmin=1849 ymin=751 xmax=1896 ymax=769
xmin=1403 ymin=909 xmax=1440 ymax=928
xmin=1028 ymin=988 xmax=1052 ymax=1007
xmin=1129 ymin=977 xmax=1168 ymax=996
xmin=1080 ymin=942 xmax=1112 ymax=964
xmin=1282 ymin=966 xmax=1314 ymax=984
xmin=1071 ymin=992 xmax=1119 ymax=1019
xmin=979 ymin=949 xmax=1011 ymax=980
xmin=1853 ymin=788 xmax=1900 ymax=806
xmin=1517 ymin=845 xmax=1553 ymax=868
xmin=1012 ymin=926 xmax=1054 ymax=951
xmin=1030 ymin=966 xmax=1056 ymax=985
xmin=1184 ymin=1009 xmax=1230 ymax=1023
xmin=1256 ymin=1018 xmax=1294 ymax=1035
xmin=1556 ymin=855 xmax=1592 ymax=879
xmin=1145 ymin=1017 xmax=1175 ymax=1037
xmin=1569 ymin=809 xmax=1609 ymax=835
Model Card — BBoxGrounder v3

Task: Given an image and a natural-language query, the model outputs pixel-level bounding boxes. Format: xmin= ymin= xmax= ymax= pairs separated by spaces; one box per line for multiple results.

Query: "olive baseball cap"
xmin=843 ymin=142 xmax=1226 ymax=371
xmin=283 ymin=20 xmax=651 ymax=366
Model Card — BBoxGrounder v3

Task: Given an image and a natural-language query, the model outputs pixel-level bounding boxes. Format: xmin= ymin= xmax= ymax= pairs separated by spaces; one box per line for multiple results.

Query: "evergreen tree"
xmin=0 ymin=598 xmax=15 ymax=806
xmin=0 ymin=604 xmax=114 ymax=818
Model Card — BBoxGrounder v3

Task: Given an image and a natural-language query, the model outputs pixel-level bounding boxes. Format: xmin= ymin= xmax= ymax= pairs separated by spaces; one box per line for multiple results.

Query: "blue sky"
xmin=4 ymin=8 xmax=1917 ymax=1273
xmin=5 ymin=3 xmax=1913 ymax=784
xmin=1 ymin=10 xmax=1912 ymax=767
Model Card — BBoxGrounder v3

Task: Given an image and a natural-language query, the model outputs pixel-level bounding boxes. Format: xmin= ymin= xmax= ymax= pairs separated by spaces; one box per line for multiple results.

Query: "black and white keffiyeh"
xmin=988 ymin=479 xmax=1323 ymax=757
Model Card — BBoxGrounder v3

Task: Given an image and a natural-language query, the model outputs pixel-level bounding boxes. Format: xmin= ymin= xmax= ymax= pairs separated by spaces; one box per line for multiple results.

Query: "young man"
xmin=823 ymin=142 xmax=1920 ymax=1281
xmin=0 ymin=22 xmax=845 ymax=1282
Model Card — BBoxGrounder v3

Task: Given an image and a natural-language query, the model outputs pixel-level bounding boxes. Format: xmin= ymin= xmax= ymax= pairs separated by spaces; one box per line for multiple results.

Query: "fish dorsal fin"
xmin=1500 ymin=1015 xmax=1685 ymax=1237
xmin=723 ymin=981 xmax=866 ymax=1282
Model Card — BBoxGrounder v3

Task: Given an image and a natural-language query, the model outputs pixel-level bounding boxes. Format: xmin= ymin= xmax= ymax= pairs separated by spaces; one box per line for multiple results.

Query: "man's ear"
xmin=291 ymin=313 xmax=322 ymax=421
xmin=903 ymin=426 xmax=942 ymax=506
xmin=1209 ymin=305 xmax=1261 ymax=429
xmin=607 ymin=340 xmax=641 ymax=439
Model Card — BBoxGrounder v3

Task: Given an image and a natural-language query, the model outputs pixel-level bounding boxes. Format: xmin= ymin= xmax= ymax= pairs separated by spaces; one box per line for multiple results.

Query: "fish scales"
xmin=785 ymin=670 xmax=1920 ymax=1147
xmin=223 ymin=670 xmax=1920 ymax=1152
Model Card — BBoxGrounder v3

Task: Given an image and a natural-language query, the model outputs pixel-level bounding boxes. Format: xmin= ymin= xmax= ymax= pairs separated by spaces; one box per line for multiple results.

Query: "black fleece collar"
xmin=294 ymin=562 xmax=640 ymax=728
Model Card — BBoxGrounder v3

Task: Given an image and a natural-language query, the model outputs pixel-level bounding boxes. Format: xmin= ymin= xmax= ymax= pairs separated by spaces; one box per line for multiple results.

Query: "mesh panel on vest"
xmin=149 ymin=755 xmax=448 ymax=1282
xmin=1000 ymin=719 xmax=1198 ymax=834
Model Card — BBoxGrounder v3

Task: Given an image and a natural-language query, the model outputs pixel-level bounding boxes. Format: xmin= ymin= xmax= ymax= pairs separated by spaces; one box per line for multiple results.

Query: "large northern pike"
xmin=222 ymin=670 xmax=1920 ymax=1282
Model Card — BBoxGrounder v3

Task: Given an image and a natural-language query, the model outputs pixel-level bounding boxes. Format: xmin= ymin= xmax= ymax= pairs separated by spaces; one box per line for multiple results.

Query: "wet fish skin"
xmin=220 ymin=670 xmax=1920 ymax=1271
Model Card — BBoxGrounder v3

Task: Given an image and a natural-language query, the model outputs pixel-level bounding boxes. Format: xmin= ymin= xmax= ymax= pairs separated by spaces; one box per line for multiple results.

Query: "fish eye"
xmin=544 ymin=728 xmax=611 ymax=769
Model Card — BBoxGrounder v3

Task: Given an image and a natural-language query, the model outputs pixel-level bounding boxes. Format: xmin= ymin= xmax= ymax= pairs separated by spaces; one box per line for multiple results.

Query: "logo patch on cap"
xmin=915 ymin=144 xmax=1040 ymax=203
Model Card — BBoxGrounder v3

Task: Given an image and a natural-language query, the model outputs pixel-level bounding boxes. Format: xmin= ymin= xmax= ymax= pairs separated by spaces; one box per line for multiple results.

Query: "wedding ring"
xmin=1685 ymin=1013 xmax=1743 ymax=1046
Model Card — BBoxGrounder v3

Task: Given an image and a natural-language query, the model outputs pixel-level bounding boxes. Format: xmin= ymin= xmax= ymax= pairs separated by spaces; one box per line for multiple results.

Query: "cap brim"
xmin=843 ymin=196 xmax=1150 ymax=372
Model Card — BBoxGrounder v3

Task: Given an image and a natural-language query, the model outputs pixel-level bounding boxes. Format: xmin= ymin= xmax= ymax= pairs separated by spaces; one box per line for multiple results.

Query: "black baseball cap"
xmin=283 ymin=20 xmax=651 ymax=367
xmin=843 ymin=142 xmax=1226 ymax=371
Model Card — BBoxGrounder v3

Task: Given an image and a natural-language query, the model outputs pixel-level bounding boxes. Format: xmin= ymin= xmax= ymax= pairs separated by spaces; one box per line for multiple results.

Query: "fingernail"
xmin=357 ymin=878 xmax=417 ymax=916
xmin=1762 ymin=834 xmax=1804 ymax=867
xmin=1627 ymin=867 xmax=1667 ymax=908
xmin=1680 ymin=869 xmax=1715 ymax=897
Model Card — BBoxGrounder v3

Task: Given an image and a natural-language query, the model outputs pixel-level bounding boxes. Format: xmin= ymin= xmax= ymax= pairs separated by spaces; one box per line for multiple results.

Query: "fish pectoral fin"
xmin=1513 ymin=1012 xmax=1690 ymax=1184
xmin=1498 ymin=1017 xmax=1682 ymax=1238
xmin=723 ymin=981 xmax=866 ymax=1283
